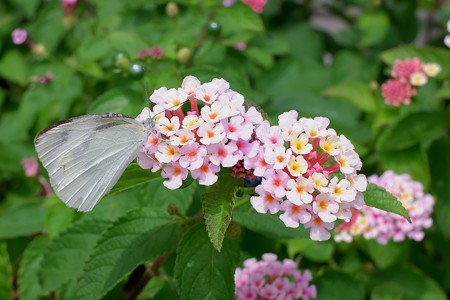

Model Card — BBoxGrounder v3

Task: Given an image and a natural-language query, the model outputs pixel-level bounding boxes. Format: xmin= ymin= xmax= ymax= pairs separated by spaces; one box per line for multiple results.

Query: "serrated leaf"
xmin=322 ymin=82 xmax=377 ymax=112
xmin=39 ymin=218 xmax=111 ymax=293
xmin=174 ymin=224 xmax=239 ymax=300
xmin=18 ymin=236 xmax=51 ymax=300
xmin=380 ymin=46 xmax=450 ymax=79
xmin=315 ymin=268 xmax=365 ymax=300
xmin=376 ymin=111 xmax=449 ymax=151
xmin=363 ymin=183 xmax=410 ymax=222
xmin=233 ymin=202 xmax=309 ymax=238
xmin=105 ymin=163 xmax=161 ymax=197
xmin=0 ymin=195 xmax=46 ymax=239
xmin=202 ymin=176 xmax=241 ymax=251
xmin=0 ymin=243 xmax=12 ymax=300
xmin=374 ymin=265 xmax=446 ymax=300
xmin=76 ymin=208 xmax=180 ymax=300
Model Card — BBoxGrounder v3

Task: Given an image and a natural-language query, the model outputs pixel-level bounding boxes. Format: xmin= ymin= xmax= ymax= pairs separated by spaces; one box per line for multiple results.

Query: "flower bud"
xmin=167 ymin=203 xmax=179 ymax=215
xmin=166 ymin=2 xmax=179 ymax=17
xmin=31 ymin=43 xmax=48 ymax=58
xmin=176 ymin=47 xmax=191 ymax=64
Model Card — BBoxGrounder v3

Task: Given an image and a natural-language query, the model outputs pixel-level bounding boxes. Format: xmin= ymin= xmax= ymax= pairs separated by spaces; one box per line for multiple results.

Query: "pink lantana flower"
xmin=381 ymin=57 xmax=441 ymax=106
xmin=249 ymin=111 xmax=367 ymax=241
xmin=235 ymin=253 xmax=317 ymax=300
xmin=335 ymin=171 xmax=434 ymax=244
xmin=381 ymin=78 xmax=416 ymax=106
xmin=136 ymin=76 xmax=264 ymax=189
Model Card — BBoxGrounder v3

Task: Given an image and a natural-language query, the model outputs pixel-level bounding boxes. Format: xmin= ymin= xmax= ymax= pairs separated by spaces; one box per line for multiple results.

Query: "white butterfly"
xmin=34 ymin=113 xmax=154 ymax=212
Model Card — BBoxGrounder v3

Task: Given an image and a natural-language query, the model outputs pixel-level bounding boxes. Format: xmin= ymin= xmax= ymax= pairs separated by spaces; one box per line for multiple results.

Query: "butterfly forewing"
xmin=34 ymin=114 xmax=147 ymax=211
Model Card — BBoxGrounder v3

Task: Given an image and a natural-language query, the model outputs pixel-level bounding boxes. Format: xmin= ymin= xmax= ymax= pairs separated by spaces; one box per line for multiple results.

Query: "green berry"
xmin=112 ymin=52 xmax=130 ymax=71
xmin=207 ymin=21 xmax=221 ymax=36
xmin=128 ymin=63 xmax=145 ymax=79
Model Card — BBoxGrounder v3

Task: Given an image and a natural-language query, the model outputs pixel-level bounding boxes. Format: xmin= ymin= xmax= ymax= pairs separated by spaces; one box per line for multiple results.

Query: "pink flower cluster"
xmin=137 ymin=47 xmax=164 ymax=60
xmin=334 ymin=171 xmax=434 ymax=244
xmin=248 ymin=112 xmax=367 ymax=241
xmin=136 ymin=76 xmax=264 ymax=189
xmin=136 ymin=76 xmax=367 ymax=241
xmin=235 ymin=253 xmax=317 ymax=300
xmin=381 ymin=58 xmax=441 ymax=106
xmin=223 ymin=0 xmax=267 ymax=13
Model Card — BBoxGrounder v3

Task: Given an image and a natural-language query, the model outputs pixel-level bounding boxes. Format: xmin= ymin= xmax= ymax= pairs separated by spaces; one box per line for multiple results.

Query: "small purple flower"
xmin=233 ymin=41 xmax=247 ymax=51
xmin=223 ymin=0 xmax=236 ymax=7
xmin=21 ymin=158 xmax=39 ymax=177
xmin=12 ymin=29 xmax=27 ymax=45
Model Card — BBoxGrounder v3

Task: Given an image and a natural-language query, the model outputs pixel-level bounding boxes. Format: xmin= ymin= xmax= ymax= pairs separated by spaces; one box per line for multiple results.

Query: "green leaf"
xmin=371 ymin=283 xmax=404 ymax=300
xmin=363 ymin=183 xmax=410 ymax=222
xmin=0 ymin=243 xmax=12 ymax=300
xmin=233 ymin=202 xmax=309 ymax=238
xmin=216 ymin=4 xmax=264 ymax=38
xmin=39 ymin=218 xmax=111 ymax=293
xmin=315 ymin=268 xmax=365 ymax=300
xmin=202 ymin=176 xmax=241 ymax=251
xmin=44 ymin=195 xmax=76 ymax=237
xmin=18 ymin=236 xmax=51 ymax=300
xmin=105 ymin=163 xmax=161 ymax=197
xmin=0 ymin=195 xmax=46 ymax=239
xmin=142 ymin=179 xmax=197 ymax=215
xmin=174 ymin=224 xmax=239 ymax=300
xmin=108 ymin=31 xmax=148 ymax=56
xmin=13 ymin=0 xmax=41 ymax=17
xmin=357 ymin=12 xmax=390 ymax=47
xmin=380 ymin=145 xmax=430 ymax=188
xmin=76 ymin=208 xmax=180 ymax=300
xmin=376 ymin=111 xmax=449 ymax=151
xmin=374 ymin=265 xmax=447 ymax=300
xmin=0 ymin=50 xmax=27 ymax=85
xmin=30 ymin=3 xmax=67 ymax=53
xmin=428 ymin=138 xmax=450 ymax=239
xmin=322 ymin=82 xmax=377 ymax=112
xmin=286 ymin=238 xmax=335 ymax=263
xmin=363 ymin=239 xmax=409 ymax=269
xmin=380 ymin=46 xmax=450 ymax=79
xmin=87 ymin=89 xmax=131 ymax=114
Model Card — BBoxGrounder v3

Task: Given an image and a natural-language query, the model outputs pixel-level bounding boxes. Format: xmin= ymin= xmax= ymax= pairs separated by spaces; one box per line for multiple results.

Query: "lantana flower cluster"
xmin=235 ymin=253 xmax=316 ymax=300
xmin=137 ymin=76 xmax=367 ymax=241
xmin=248 ymin=112 xmax=367 ymax=241
xmin=136 ymin=76 xmax=264 ymax=189
xmin=334 ymin=171 xmax=434 ymax=244
xmin=381 ymin=58 xmax=441 ymax=106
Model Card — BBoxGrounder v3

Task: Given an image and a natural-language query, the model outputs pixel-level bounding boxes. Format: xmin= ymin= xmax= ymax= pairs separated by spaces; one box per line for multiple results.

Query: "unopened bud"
xmin=167 ymin=203 xmax=179 ymax=215
xmin=176 ymin=47 xmax=190 ymax=64
xmin=166 ymin=2 xmax=179 ymax=18
xmin=31 ymin=43 xmax=48 ymax=58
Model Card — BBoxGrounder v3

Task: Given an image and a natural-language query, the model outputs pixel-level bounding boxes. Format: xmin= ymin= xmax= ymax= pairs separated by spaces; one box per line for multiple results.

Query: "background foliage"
xmin=1 ymin=0 xmax=450 ymax=299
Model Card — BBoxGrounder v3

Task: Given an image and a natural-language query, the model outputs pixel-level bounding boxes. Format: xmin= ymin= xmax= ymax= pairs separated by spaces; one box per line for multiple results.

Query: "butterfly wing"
xmin=35 ymin=113 xmax=147 ymax=211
